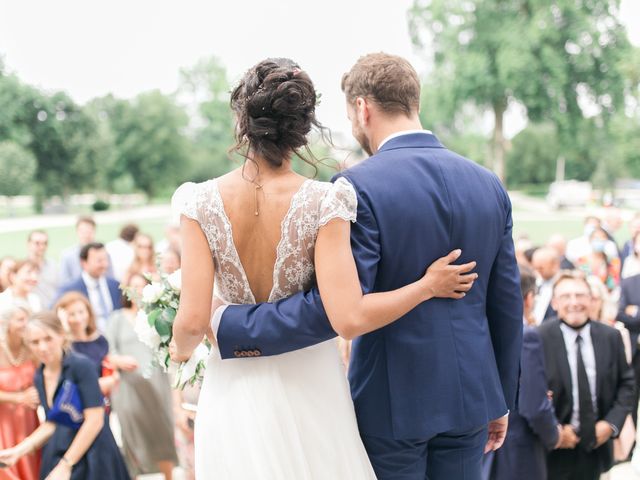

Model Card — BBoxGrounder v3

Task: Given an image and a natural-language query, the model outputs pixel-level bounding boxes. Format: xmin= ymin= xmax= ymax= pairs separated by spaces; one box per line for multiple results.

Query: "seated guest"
xmin=160 ymin=248 xmax=181 ymax=275
xmin=0 ymin=312 xmax=130 ymax=479
xmin=0 ymin=260 xmax=41 ymax=313
xmin=56 ymin=243 xmax=121 ymax=332
xmin=539 ymin=271 xmax=636 ymax=480
xmin=531 ymin=248 xmax=561 ymax=324
xmin=482 ymin=265 xmax=563 ymax=480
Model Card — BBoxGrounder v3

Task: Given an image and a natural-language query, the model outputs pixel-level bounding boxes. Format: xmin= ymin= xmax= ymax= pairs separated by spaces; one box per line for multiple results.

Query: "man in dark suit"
xmin=209 ymin=53 xmax=523 ymax=479
xmin=483 ymin=265 xmax=569 ymax=480
xmin=56 ymin=242 xmax=121 ymax=332
xmin=539 ymin=272 xmax=636 ymax=479
xmin=617 ymin=272 xmax=640 ymax=425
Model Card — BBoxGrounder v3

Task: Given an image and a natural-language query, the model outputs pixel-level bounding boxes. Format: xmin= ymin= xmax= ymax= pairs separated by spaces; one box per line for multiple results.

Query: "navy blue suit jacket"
xmin=483 ymin=326 xmax=558 ymax=480
xmin=217 ymin=133 xmax=523 ymax=439
xmin=55 ymin=276 xmax=122 ymax=311
xmin=617 ymin=273 xmax=640 ymax=357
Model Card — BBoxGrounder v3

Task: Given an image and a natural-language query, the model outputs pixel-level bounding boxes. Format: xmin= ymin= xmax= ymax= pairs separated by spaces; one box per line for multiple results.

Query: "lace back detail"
xmin=172 ymin=177 xmax=357 ymax=305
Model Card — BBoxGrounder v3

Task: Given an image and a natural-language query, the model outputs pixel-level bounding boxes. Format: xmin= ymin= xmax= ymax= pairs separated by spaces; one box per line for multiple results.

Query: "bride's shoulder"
xmin=306 ymin=178 xmax=357 ymax=226
xmin=171 ymin=178 xmax=218 ymax=223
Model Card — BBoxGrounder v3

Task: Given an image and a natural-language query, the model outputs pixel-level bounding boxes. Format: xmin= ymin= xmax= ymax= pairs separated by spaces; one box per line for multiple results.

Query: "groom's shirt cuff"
xmin=211 ymin=305 xmax=229 ymax=338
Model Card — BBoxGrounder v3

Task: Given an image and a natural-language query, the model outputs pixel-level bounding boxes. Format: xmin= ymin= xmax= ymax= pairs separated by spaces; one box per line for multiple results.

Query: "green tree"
xmin=107 ymin=90 xmax=190 ymax=197
xmin=178 ymin=57 xmax=237 ymax=181
xmin=0 ymin=141 xmax=36 ymax=214
xmin=409 ymin=0 xmax=633 ymax=184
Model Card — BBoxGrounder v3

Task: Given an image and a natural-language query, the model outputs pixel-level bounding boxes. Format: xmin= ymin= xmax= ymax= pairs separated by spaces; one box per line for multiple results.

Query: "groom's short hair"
xmin=341 ymin=53 xmax=420 ymax=117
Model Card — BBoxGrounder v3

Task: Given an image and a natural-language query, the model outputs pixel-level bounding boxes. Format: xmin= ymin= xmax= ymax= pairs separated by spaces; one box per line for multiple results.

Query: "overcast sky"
xmin=1 ymin=0 xmax=638 ymax=141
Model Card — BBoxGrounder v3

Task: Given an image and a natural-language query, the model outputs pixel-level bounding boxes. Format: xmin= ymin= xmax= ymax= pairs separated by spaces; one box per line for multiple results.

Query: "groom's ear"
xmin=355 ymin=97 xmax=370 ymax=126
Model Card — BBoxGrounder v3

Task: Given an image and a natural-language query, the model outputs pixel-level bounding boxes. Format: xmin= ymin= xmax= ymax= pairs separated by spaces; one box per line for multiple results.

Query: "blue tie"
xmin=95 ymin=280 xmax=110 ymax=319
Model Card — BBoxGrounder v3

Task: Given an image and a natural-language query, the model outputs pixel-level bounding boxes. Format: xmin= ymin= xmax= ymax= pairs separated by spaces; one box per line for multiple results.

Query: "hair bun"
xmin=230 ymin=58 xmax=321 ymax=168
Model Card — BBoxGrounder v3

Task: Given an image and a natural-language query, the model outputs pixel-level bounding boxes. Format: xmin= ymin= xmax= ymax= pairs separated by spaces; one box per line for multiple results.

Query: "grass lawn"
xmin=2 ymin=218 xmax=169 ymax=261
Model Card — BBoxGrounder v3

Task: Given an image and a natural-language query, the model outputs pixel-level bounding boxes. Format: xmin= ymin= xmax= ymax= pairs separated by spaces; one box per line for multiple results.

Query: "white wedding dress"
xmin=177 ymin=177 xmax=377 ymax=480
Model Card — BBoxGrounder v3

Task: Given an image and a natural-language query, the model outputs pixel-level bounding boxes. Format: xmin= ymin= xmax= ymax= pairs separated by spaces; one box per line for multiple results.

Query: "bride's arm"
xmin=172 ymin=216 xmax=215 ymax=359
xmin=315 ymin=219 xmax=477 ymax=340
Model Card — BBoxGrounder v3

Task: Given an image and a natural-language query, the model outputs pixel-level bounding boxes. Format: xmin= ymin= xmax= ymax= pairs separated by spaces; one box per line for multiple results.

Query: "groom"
xmin=211 ymin=53 xmax=523 ymax=479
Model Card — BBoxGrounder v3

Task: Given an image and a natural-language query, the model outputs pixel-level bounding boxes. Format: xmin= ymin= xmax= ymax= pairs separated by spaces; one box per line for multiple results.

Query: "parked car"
xmin=546 ymin=180 xmax=592 ymax=209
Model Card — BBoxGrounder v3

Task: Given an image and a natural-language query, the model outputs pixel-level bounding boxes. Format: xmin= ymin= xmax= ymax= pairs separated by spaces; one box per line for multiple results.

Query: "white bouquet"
xmin=127 ymin=269 xmax=209 ymax=389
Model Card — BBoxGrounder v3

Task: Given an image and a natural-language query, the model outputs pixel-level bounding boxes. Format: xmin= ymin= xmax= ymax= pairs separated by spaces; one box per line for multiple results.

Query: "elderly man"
xmin=539 ymin=272 xmax=635 ymax=480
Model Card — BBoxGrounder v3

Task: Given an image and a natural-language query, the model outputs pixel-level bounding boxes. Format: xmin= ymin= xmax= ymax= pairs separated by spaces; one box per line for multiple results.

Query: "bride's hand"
xmin=420 ymin=249 xmax=477 ymax=300
xmin=169 ymin=338 xmax=192 ymax=363
xmin=0 ymin=446 xmax=22 ymax=467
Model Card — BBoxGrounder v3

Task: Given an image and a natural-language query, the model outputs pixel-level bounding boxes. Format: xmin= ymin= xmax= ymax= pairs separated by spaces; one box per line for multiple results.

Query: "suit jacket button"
xmin=253 ymin=349 xmax=261 ymax=357
xmin=233 ymin=351 xmax=241 ymax=358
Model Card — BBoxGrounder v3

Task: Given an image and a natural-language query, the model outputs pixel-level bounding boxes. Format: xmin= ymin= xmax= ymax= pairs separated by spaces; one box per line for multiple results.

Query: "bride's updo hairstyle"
xmin=230 ymin=58 xmax=323 ymax=169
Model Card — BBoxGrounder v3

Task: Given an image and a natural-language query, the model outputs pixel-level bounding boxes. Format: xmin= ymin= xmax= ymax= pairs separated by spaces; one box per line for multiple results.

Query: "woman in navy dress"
xmin=55 ymin=292 xmax=118 ymax=396
xmin=0 ymin=311 xmax=129 ymax=480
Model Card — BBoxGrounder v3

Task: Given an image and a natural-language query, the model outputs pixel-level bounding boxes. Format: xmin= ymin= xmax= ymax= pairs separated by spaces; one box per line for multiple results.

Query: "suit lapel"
xmin=590 ymin=322 xmax=607 ymax=400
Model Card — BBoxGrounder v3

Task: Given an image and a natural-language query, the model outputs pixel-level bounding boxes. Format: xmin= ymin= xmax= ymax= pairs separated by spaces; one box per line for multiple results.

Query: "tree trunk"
xmin=492 ymin=101 xmax=506 ymax=184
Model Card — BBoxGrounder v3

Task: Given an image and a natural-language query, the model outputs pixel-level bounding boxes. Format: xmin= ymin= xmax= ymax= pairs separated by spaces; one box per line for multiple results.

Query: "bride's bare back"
xmin=216 ymin=168 xmax=309 ymax=303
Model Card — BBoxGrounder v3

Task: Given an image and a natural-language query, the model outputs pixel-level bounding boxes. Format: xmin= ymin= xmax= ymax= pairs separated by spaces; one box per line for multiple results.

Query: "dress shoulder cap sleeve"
xmin=172 ymin=182 xmax=200 ymax=223
xmin=318 ymin=177 xmax=358 ymax=227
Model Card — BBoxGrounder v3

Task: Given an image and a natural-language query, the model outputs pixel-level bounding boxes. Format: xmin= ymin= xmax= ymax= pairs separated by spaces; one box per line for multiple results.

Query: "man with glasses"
xmin=27 ymin=230 xmax=59 ymax=308
xmin=538 ymin=271 xmax=635 ymax=479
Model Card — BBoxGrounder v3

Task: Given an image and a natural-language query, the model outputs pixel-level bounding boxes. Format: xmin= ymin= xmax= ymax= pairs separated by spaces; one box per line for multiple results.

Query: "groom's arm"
xmin=486 ymin=185 xmax=524 ymax=412
xmin=215 ymin=174 xmax=380 ymax=360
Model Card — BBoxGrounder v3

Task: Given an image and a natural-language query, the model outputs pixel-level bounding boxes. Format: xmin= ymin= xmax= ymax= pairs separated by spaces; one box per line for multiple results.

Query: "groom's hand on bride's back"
xmin=420 ymin=249 xmax=478 ymax=300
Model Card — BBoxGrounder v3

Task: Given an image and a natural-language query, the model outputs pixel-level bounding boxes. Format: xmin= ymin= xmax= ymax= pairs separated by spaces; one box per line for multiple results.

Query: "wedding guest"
xmin=0 ymin=260 xmax=41 ymax=313
xmin=482 ymin=265 xmax=561 ymax=480
xmin=576 ymin=227 xmax=621 ymax=291
xmin=566 ymin=215 xmax=602 ymax=264
xmin=621 ymin=232 xmax=640 ymax=280
xmin=539 ymin=272 xmax=635 ymax=480
xmin=160 ymin=248 xmax=181 ymax=275
xmin=0 ymin=257 xmax=16 ymax=293
xmin=107 ymin=273 xmax=178 ymax=479
xmin=531 ymin=247 xmax=560 ymax=324
xmin=106 ymin=224 xmax=139 ymax=283
xmin=156 ymin=224 xmax=181 ymax=255
xmin=123 ymin=232 xmax=158 ymax=284
xmin=515 ymin=235 xmax=534 ymax=268
xmin=56 ymin=243 xmax=121 ymax=332
xmin=617 ymin=273 xmax=640 ymax=426
xmin=547 ymin=234 xmax=575 ymax=270
xmin=26 ymin=230 xmax=59 ymax=309
xmin=59 ymin=216 xmax=97 ymax=285
xmin=0 ymin=306 xmax=40 ymax=480
xmin=0 ymin=311 xmax=130 ymax=479
xmin=621 ymin=212 xmax=640 ymax=264
xmin=601 ymin=208 xmax=623 ymax=257
xmin=172 ymin=388 xmax=197 ymax=480
xmin=54 ymin=292 xmax=118 ymax=397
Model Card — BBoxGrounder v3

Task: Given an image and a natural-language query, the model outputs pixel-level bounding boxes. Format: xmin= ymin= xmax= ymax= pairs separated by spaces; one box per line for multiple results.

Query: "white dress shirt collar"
xmin=377 ymin=129 xmax=433 ymax=151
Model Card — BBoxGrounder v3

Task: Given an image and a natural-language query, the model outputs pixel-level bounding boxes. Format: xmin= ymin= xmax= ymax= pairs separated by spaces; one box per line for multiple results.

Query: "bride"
xmin=169 ymin=58 xmax=476 ymax=479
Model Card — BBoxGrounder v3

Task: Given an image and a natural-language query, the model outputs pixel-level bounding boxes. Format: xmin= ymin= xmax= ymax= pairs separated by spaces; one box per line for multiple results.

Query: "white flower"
xmin=142 ymin=282 xmax=164 ymax=304
xmin=174 ymin=344 xmax=209 ymax=389
xmin=134 ymin=310 xmax=161 ymax=350
xmin=167 ymin=270 xmax=182 ymax=292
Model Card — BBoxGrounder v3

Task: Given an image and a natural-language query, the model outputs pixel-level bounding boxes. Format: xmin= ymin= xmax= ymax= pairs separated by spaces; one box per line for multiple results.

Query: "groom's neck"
xmin=370 ymin=112 xmax=424 ymax=154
